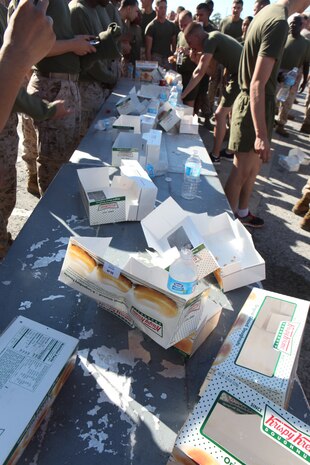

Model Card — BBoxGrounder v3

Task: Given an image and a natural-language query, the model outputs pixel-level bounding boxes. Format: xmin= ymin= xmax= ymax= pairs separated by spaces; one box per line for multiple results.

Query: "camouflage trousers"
xmin=277 ymin=68 xmax=302 ymax=125
xmin=21 ymin=114 xmax=38 ymax=178
xmin=0 ymin=113 xmax=18 ymax=259
xmin=302 ymin=83 xmax=310 ymax=126
xmin=27 ymin=72 xmax=81 ymax=194
xmin=79 ymin=80 xmax=109 ymax=138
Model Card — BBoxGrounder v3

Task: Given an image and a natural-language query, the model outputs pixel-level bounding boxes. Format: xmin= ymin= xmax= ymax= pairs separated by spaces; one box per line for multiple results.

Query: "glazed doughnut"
xmin=97 ymin=265 xmax=132 ymax=293
xmin=67 ymin=243 xmax=96 ymax=274
xmin=173 ymin=447 xmax=220 ymax=465
xmin=133 ymin=285 xmax=178 ymax=318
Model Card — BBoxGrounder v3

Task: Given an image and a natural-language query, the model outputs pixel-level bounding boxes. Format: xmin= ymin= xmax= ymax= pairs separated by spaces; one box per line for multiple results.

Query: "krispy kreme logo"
xmin=262 ymin=405 xmax=310 ymax=462
xmin=130 ymin=306 xmax=163 ymax=336
xmin=273 ymin=321 xmax=300 ymax=355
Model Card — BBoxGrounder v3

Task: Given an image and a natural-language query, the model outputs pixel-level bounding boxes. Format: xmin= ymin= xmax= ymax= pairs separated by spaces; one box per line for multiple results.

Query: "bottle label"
xmin=167 ymin=275 xmax=196 ymax=295
xmin=185 ymin=166 xmax=201 ymax=178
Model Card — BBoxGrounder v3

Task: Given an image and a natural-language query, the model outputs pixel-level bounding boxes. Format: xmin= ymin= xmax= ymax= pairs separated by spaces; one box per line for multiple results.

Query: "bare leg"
xmin=225 ymin=150 xmax=262 ymax=213
xmin=212 ymin=105 xmax=231 ymax=157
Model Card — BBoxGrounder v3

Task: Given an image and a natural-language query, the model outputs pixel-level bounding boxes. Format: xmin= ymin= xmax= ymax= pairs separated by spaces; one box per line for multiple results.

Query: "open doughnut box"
xmin=167 ymin=370 xmax=310 ymax=465
xmin=200 ymin=288 xmax=310 ymax=408
xmin=0 ymin=316 xmax=78 ymax=465
xmin=58 ymin=235 xmax=223 ymax=351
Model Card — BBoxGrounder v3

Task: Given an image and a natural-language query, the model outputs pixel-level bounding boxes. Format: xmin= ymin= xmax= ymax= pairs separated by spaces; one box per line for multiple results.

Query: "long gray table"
xmin=0 ymin=80 xmax=308 ymax=465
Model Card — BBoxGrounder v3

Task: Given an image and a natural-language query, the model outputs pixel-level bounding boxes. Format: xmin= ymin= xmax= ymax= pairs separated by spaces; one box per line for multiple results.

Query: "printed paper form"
xmin=0 ymin=326 xmax=64 ymax=392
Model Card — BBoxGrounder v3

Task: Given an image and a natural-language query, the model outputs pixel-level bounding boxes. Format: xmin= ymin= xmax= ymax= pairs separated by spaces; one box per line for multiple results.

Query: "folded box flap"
xmin=70 ymin=236 xmax=112 ymax=261
xmin=77 ymin=166 xmax=110 ymax=190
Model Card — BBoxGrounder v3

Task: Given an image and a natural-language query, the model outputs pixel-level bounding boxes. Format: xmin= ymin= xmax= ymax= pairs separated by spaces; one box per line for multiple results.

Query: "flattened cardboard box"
xmin=59 ymin=236 xmax=213 ymax=349
xmin=201 ymin=288 xmax=310 ymax=407
xmin=0 ymin=316 xmax=78 ymax=465
xmin=168 ymin=370 xmax=310 ymax=465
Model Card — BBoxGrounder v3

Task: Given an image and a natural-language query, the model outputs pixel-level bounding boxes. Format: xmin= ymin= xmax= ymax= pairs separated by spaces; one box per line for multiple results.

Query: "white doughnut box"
xmin=168 ymin=370 xmax=310 ymax=465
xmin=0 ymin=316 xmax=78 ymax=465
xmin=58 ymin=236 xmax=220 ymax=350
xmin=200 ymin=288 xmax=310 ymax=408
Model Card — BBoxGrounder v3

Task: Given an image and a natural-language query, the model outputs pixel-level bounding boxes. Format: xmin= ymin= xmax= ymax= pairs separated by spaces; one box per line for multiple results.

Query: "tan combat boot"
xmin=292 ymin=192 xmax=310 ymax=217
xmin=300 ymin=209 xmax=310 ymax=232
xmin=27 ymin=174 xmax=40 ymax=198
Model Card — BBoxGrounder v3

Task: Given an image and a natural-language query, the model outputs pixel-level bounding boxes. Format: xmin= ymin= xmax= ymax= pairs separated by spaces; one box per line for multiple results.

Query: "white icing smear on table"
xmin=30 ymin=239 xmax=49 ymax=251
xmin=76 ymin=330 xmax=178 ymax=457
xmin=42 ymin=295 xmax=65 ymax=301
xmin=31 ymin=249 xmax=66 ymax=269
xmin=19 ymin=301 xmax=32 ymax=311
xmin=79 ymin=327 xmax=94 ymax=340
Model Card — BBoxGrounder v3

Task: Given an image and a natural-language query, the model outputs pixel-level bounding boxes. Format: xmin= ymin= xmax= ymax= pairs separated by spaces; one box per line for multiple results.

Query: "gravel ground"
xmin=7 ymin=95 xmax=310 ymax=403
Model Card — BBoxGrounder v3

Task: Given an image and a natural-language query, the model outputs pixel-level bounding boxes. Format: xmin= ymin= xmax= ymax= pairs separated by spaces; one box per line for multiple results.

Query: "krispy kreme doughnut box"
xmin=59 ymin=236 xmax=215 ymax=349
xmin=141 ymin=197 xmax=265 ymax=292
xmin=77 ymin=161 xmax=157 ymax=225
xmin=0 ymin=316 xmax=78 ymax=465
xmin=135 ymin=60 xmax=159 ymax=82
xmin=167 ymin=370 xmax=310 ymax=465
xmin=200 ymin=288 xmax=310 ymax=408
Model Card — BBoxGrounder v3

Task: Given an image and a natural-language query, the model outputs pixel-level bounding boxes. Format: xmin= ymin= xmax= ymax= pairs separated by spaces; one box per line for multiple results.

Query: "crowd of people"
xmin=0 ymin=0 xmax=309 ymax=260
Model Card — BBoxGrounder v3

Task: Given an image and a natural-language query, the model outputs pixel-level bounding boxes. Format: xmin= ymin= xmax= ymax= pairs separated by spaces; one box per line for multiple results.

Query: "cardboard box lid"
xmin=77 ymin=166 xmax=110 ymax=191
xmin=200 ymin=288 xmax=309 ymax=406
xmin=172 ymin=370 xmax=310 ymax=465
xmin=0 ymin=316 xmax=78 ymax=464
xmin=112 ymin=132 xmax=143 ymax=151
xmin=113 ymin=115 xmax=141 ymax=133
xmin=141 ymin=197 xmax=205 ymax=255
xmin=137 ymin=84 xmax=162 ymax=99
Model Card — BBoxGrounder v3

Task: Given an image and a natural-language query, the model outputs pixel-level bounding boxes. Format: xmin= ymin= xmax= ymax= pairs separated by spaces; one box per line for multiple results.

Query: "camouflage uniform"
xmin=277 ymin=68 xmax=303 ymax=125
xmin=78 ymin=80 xmax=109 ymax=136
xmin=27 ymin=73 xmax=81 ymax=194
xmin=0 ymin=113 xmax=18 ymax=259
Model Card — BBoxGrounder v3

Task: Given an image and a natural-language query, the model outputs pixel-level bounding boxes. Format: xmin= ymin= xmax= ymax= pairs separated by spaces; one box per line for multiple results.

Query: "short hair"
xmin=233 ymin=0 xmax=243 ymax=5
xmin=243 ymin=15 xmax=253 ymax=22
xmin=155 ymin=0 xmax=167 ymax=5
xmin=256 ymin=0 xmax=270 ymax=6
xmin=179 ymin=9 xmax=192 ymax=20
xmin=176 ymin=6 xmax=185 ymax=13
xmin=120 ymin=0 xmax=138 ymax=8
xmin=196 ymin=3 xmax=209 ymax=11
xmin=184 ymin=21 xmax=204 ymax=37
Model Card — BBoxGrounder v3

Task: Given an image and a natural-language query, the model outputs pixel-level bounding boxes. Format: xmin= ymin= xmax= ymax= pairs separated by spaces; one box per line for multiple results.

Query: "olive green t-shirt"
xmin=176 ymin=31 xmax=196 ymax=74
xmin=203 ymin=31 xmax=242 ymax=74
xmin=239 ymin=4 xmax=288 ymax=96
xmin=69 ymin=0 xmax=115 ymax=84
xmin=141 ymin=10 xmax=156 ymax=39
xmin=220 ymin=16 xmax=243 ymax=40
xmin=145 ymin=19 xmax=177 ymax=57
xmin=36 ymin=0 xmax=80 ymax=74
xmin=280 ymin=34 xmax=310 ymax=70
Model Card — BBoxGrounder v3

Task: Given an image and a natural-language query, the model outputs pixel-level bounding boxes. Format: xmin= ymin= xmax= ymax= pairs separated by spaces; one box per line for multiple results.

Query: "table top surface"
xmin=0 ymin=79 xmax=308 ymax=465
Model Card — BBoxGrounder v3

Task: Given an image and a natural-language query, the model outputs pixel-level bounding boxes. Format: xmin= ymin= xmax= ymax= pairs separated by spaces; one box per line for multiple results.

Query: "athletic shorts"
xmin=228 ymin=91 xmax=275 ymax=153
xmin=219 ymin=73 xmax=239 ymax=108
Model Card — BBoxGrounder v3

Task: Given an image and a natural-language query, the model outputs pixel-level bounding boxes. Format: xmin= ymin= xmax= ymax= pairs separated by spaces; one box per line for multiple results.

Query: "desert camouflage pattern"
xmin=0 ymin=112 xmax=18 ymax=259
xmin=78 ymin=80 xmax=109 ymax=138
xmin=27 ymin=72 xmax=81 ymax=194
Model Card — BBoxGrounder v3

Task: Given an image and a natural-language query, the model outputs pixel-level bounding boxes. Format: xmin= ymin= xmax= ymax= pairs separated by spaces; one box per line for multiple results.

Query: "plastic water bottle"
xmin=168 ymin=86 xmax=179 ymax=107
xmin=167 ymin=248 xmax=197 ymax=295
xmin=181 ymin=150 xmax=202 ymax=200
xmin=276 ymin=67 xmax=298 ymax=102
